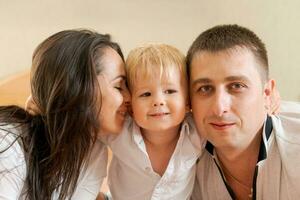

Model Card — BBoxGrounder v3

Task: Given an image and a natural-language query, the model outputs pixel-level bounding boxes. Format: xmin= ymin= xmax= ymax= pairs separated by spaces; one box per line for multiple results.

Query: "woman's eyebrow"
xmin=112 ymin=75 xmax=126 ymax=81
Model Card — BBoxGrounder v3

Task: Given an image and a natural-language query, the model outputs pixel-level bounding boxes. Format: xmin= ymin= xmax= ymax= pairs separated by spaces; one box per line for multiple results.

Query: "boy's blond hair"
xmin=126 ymin=43 xmax=187 ymax=91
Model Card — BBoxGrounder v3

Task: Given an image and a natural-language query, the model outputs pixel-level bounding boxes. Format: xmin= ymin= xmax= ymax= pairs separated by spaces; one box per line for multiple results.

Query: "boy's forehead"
xmin=132 ymin=67 xmax=185 ymax=88
xmin=135 ymin=64 xmax=180 ymax=79
xmin=135 ymin=70 xmax=177 ymax=83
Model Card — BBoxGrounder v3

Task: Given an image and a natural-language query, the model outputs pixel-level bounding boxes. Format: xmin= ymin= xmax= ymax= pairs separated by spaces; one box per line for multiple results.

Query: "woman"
xmin=0 ymin=29 xmax=130 ymax=200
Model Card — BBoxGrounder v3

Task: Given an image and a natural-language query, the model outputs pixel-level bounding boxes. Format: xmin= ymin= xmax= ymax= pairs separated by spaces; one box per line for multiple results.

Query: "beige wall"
xmin=0 ymin=0 xmax=299 ymax=101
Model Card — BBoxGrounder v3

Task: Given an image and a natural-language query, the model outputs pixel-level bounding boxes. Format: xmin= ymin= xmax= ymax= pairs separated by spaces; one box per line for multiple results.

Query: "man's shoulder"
xmin=271 ymin=107 xmax=300 ymax=145
xmin=280 ymin=100 xmax=300 ymax=116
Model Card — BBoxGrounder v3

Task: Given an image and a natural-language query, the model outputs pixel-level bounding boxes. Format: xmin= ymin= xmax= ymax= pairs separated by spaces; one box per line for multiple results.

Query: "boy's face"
xmin=131 ymin=67 xmax=188 ymax=133
xmin=189 ymin=48 xmax=272 ymax=151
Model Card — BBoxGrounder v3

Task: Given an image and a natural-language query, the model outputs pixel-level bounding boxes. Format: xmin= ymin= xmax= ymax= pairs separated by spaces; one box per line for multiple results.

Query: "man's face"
xmin=189 ymin=48 xmax=272 ymax=151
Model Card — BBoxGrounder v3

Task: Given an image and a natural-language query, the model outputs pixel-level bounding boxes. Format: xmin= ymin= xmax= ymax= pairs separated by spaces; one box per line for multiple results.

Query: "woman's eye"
xmin=139 ymin=92 xmax=151 ymax=97
xmin=114 ymin=86 xmax=122 ymax=91
xmin=165 ymin=89 xmax=177 ymax=94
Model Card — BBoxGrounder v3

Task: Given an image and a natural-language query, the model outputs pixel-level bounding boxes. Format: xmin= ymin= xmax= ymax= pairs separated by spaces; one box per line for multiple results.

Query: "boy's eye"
xmin=139 ymin=92 xmax=151 ymax=97
xmin=165 ymin=89 xmax=177 ymax=94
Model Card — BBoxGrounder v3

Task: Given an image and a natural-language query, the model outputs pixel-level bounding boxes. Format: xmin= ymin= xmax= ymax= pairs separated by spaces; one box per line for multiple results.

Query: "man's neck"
xmin=216 ymin=132 xmax=262 ymax=199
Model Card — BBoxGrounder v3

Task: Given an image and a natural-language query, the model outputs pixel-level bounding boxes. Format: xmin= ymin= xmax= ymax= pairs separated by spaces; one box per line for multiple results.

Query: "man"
xmin=187 ymin=24 xmax=300 ymax=199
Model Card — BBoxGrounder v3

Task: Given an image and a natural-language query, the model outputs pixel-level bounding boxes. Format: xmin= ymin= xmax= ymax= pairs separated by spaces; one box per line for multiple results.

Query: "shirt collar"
xmin=132 ymin=115 xmax=193 ymax=151
xmin=205 ymin=116 xmax=273 ymax=162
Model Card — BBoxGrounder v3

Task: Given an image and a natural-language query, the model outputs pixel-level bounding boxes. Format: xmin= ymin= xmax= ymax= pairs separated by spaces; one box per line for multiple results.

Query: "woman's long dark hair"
xmin=0 ymin=29 xmax=124 ymax=200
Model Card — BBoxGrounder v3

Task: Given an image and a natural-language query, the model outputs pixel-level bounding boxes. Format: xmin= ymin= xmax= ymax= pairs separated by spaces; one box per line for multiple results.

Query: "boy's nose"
xmin=153 ymin=93 xmax=165 ymax=107
xmin=153 ymin=102 xmax=164 ymax=106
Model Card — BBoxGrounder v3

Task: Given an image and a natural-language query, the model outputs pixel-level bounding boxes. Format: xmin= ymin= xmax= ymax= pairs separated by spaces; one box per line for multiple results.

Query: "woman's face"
xmin=97 ymin=47 xmax=130 ymax=135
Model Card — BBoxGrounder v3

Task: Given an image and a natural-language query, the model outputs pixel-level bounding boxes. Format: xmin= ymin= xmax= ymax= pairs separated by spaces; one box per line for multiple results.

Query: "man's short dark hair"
xmin=186 ymin=24 xmax=269 ymax=82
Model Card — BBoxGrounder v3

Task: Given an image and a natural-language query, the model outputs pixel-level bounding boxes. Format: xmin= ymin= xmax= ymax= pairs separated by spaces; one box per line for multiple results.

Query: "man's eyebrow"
xmin=225 ymin=75 xmax=251 ymax=82
xmin=191 ymin=78 xmax=212 ymax=87
xmin=191 ymin=75 xmax=251 ymax=86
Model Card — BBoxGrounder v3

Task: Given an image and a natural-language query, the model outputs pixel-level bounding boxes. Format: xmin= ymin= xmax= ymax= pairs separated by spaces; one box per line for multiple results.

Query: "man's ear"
xmin=264 ymin=79 xmax=281 ymax=115
xmin=263 ymin=79 xmax=275 ymax=98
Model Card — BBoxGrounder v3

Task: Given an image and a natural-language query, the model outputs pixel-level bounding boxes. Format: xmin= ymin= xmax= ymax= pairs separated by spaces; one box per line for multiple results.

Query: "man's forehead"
xmin=189 ymin=49 xmax=262 ymax=85
xmin=192 ymin=47 xmax=253 ymax=63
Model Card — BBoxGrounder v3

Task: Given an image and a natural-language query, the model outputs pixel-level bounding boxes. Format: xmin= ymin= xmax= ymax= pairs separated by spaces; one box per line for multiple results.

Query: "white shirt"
xmin=0 ymin=124 xmax=108 ymax=200
xmin=192 ymin=101 xmax=300 ymax=200
xmin=107 ymin=114 xmax=202 ymax=200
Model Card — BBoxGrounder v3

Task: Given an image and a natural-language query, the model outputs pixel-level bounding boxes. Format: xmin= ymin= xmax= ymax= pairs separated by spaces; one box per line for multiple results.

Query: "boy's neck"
xmin=141 ymin=125 xmax=180 ymax=148
xmin=141 ymin=125 xmax=181 ymax=176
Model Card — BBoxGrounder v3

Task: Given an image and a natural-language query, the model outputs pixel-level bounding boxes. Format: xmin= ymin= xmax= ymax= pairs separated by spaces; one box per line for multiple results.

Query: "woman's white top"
xmin=0 ymin=124 xmax=108 ymax=200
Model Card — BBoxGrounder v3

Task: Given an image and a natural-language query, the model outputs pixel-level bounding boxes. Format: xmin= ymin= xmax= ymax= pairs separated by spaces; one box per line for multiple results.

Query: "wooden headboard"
xmin=0 ymin=71 xmax=31 ymax=107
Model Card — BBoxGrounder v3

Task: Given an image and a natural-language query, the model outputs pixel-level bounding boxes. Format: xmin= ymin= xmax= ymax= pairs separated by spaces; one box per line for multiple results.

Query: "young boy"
xmin=107 ymin=44 xmax=202 ymax=200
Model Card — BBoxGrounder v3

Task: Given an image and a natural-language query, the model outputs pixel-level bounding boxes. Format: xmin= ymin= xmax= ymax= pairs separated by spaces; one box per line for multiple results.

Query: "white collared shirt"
xmin=0 ymin=124 xmax=108 ymax=200
xmin=192 ymin=101 xmax=300 ymax=200
xmin=107 ymin=114 xmax=202 ymax=200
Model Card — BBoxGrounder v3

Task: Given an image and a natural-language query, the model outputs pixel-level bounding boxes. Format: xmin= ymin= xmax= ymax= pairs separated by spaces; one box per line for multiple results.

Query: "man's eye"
xmin=139 ymin=92 xmax=151 ymax=97
xmin=165 ymin=89 xmax=177 ymax=94
xmin=229 ymin=83 xmax=247 ymax=91
xmin=197 ymin=85 xmax=213 ymax=94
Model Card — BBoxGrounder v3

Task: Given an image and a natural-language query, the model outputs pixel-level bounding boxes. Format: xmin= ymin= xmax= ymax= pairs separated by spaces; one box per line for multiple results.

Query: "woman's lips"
xmin=118 ymin=109 xmax=127 ymax=117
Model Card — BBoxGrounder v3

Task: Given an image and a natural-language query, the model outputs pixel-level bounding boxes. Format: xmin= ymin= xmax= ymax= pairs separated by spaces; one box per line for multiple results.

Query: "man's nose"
xmin=211 ymin=89 xmax=230 ymax=117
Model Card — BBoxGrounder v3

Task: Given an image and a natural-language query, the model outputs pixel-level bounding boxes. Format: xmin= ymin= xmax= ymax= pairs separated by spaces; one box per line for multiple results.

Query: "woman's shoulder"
xmin=0 ymin=123 xmax=22 ymax=150
xmin=0 ymin=123 xmax=25 ymax=162
xmin=0 ymin=123 xmax=26 ymax=199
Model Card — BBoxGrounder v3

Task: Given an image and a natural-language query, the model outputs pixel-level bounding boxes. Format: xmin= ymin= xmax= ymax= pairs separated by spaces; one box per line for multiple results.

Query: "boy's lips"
xmin=148 ymin=112 xmax=170 ymax=117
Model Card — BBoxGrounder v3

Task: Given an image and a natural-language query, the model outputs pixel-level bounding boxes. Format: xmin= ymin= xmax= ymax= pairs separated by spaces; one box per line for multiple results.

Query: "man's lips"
xmin=209 ymin=122 xmax=235 ymax=130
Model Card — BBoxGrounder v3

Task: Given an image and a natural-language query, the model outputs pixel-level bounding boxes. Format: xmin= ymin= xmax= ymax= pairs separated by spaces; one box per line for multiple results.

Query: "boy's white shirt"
xmin=106 ymin=113 xmax=202 ymax=200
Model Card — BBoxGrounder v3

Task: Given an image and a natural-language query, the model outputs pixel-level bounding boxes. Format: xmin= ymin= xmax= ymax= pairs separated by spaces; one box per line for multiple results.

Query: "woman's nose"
xmin=123 ymin=87 xmax=131 ymax=106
